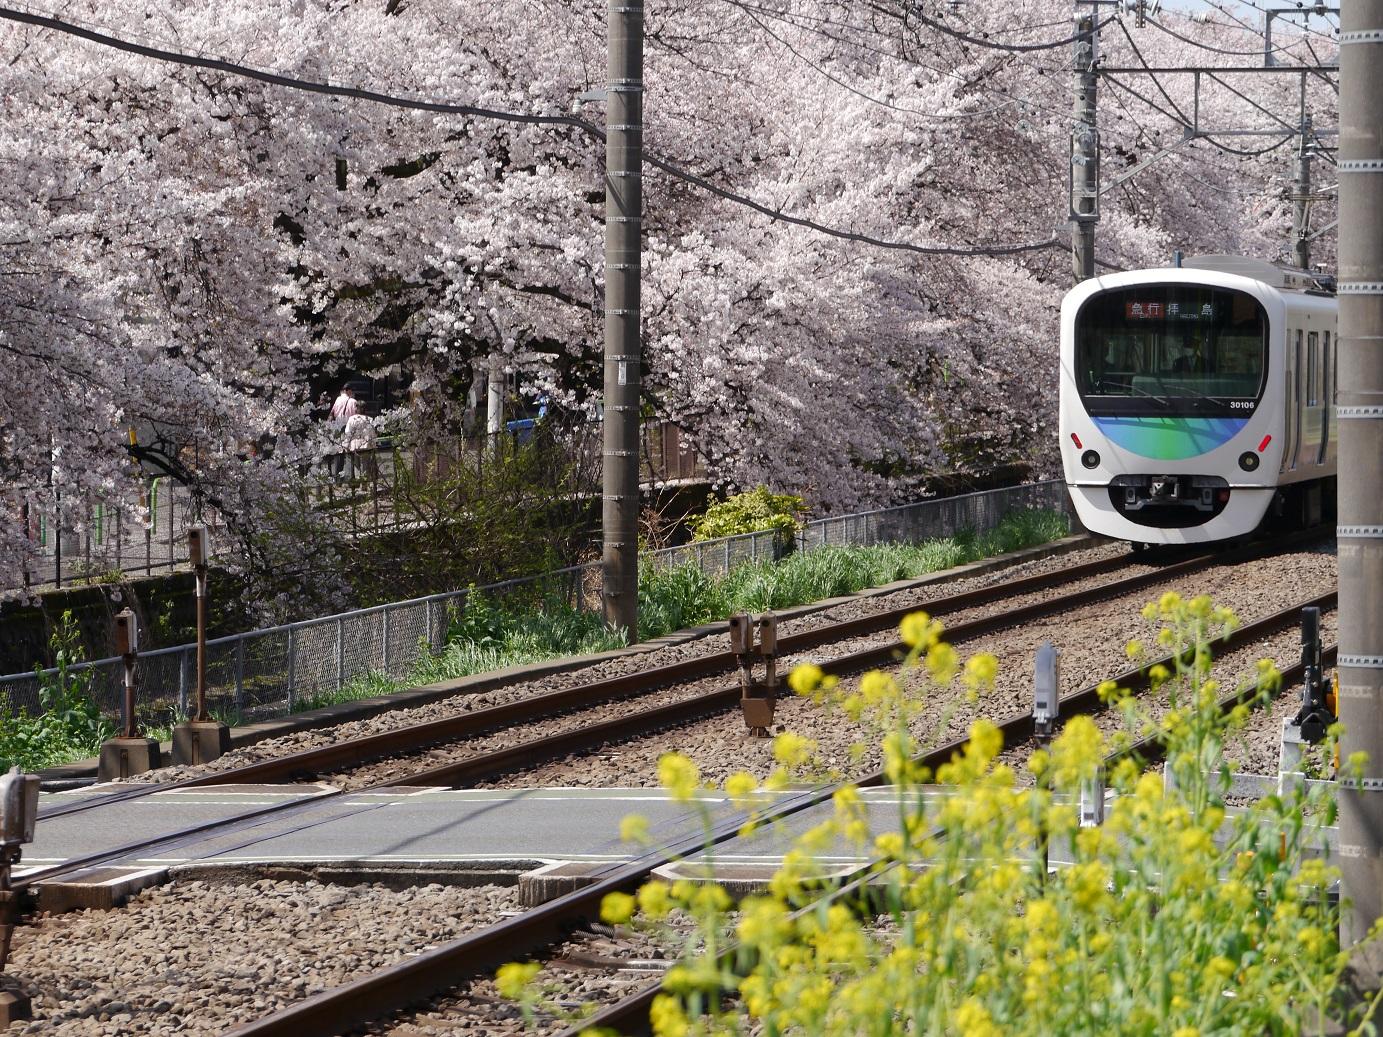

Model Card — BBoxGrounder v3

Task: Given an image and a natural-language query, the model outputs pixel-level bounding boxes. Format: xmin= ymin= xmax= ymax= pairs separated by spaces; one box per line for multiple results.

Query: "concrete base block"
xmin=171 ymin=721 xmax=232 ymax=766
xmin=518 ymin=861 xmax=603 ymax=907
xmin=97 ymin=737 xmax=162 ymax=781
xmin=0 ymin=991 xmax=31 ymax=1026
xmin=35 ymin=866 xmax=170 ymax=913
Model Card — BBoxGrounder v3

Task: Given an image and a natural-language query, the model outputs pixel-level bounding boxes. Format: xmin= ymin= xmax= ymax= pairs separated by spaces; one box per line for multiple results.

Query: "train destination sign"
xmin=1124 ymin=301 xmax=1216 ymax=320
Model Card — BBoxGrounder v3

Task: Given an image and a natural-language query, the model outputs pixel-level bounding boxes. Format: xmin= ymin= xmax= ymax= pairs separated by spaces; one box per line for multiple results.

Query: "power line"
xmin=1145 ymin=13 xmax=1295 ymax=56
xmin=722 ymin=0 xmax=1016 ymax=120
xmin=0 ymin=3 xmax=1061 ymax=260
xmin=904 ymin=7 xmax=1118 ymax=53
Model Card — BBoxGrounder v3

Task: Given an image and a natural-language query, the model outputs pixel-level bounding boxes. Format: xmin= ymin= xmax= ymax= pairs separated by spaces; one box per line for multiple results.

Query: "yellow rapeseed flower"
xmin=772 ymin=731 xmax=816 ymax=768
xmin=954 ymin=997 xmax=1001 ymax=1037
xmin=494 ymin=961 xmax=541 ymax=1000
xmin=963 ymin=652 xmax=999 ymax=692
xmin=725 ymin=770 xmax=758 ymax=806
xmin=600 ymin=891 xmax=636 ymax=925
xmin=657 ymin=752 xmax=701 ymax=802
xmin=788 ymin=662 xmax=825 ymax=695
xmin=900 ymin=610 xmax=939 ymax=648
xmin=619 ymin=813 xmax=651 ymax=844
xmin=637 ymin=880 xmax=672 ymax=919
xmin=926 ymin=641 xmax=961 ymax=683
xmin=650 ymin=993 xmax=690 ymax=1037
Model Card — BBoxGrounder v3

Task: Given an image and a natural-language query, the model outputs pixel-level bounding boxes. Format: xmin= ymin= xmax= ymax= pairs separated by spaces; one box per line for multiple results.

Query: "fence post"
xmin=336 ymin=617 xmax=345 ymax=691
xmin=234 ymin=637 xmax=245 ymax=718
xmin=286 ymin=627 xmax=296 ymax=712
xmin=178 ymin=648 xmax=190 ymax=717
xmin=723 ymin=537 xmax=730 ymax=575
xmin=382 ymin=606 xmax=391 ymax=674
xmin=425 ymin=599 xmax=435 ymax=652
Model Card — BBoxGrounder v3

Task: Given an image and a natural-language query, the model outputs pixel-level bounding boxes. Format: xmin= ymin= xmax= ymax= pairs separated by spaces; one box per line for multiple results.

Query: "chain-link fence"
xmin=645 ymin=480 xmax=1070 ymax=576
xmin=0 ymin=480 xmax=1067 ymax=724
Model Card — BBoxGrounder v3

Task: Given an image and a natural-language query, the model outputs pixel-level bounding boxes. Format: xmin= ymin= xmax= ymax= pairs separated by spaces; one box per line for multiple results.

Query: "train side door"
xmin=1284 ymin=328 xmax=1301 ymax=472
xmin=1305 ymin=331 xmax=1321 ymax=463
xmin=1317 ymin=329 xmax=1332 ymax=465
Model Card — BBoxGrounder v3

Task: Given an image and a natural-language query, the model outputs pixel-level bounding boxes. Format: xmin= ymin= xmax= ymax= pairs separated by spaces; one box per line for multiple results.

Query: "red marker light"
xmin=1070 ymin=432 xmax=1083 ymax=449
xmin=1257 ymin=434 xmax=1272 ymax=452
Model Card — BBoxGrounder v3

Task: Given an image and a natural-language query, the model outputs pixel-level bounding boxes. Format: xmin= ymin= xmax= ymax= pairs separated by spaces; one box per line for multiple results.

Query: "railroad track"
xmin=216 ymin=587 xmax=1338 ymax=1037
xmin=23 ymin=532 xmax=1328 ymax=894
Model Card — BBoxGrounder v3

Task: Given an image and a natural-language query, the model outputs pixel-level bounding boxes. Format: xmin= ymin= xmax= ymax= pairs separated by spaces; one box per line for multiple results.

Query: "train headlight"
xmin=1081 ymin=449 xmax=1100 ymax=469
xmin=1238 ymin=451 xmax=1260 ymax=472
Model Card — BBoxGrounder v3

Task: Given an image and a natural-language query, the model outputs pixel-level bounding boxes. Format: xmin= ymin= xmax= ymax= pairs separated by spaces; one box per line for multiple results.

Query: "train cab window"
xmin=1074 ymin=285 xmax=1268 ymax=417
xmin=1307 ymin=332 xmax=1319 ymax=407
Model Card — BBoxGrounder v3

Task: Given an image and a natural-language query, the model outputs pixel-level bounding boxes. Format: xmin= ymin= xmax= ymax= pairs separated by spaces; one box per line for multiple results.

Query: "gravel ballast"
xmin=0 ymin=879 xmax=518 ymax=1036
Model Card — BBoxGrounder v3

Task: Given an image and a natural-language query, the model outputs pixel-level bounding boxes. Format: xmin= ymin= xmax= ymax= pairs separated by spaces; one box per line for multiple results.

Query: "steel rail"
xmin=226 ymin=590 xmax=1337 ymax=1037
xmin=23 ymin=539 xmax=1324 ymax=890
xmin=384 ymin=552 xmax=1324 ymax=789
xmin=37 ymin=548 xmax=1137 ymax=821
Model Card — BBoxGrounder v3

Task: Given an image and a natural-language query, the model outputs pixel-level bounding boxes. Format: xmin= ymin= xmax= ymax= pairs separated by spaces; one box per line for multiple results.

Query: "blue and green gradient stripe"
xmin=1092 ymin=416 xmax=1248 ymax=461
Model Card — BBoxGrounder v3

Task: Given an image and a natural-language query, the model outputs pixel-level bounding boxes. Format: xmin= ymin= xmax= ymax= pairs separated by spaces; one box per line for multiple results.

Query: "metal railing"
xmin=0 ymin=479 xmax=1068 ymax=724
xmin=4 ymin=421 xmax=703 ymax=595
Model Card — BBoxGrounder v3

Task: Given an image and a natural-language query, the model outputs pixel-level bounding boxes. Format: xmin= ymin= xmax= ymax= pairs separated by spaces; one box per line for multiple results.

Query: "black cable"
xmin=906 ymin=8 xmax=1117 ymax=53
xmin=1145 ymin=13 xmax=1294 ymax=56
xmin=0 ymin=3 xmax=1061 ymax=259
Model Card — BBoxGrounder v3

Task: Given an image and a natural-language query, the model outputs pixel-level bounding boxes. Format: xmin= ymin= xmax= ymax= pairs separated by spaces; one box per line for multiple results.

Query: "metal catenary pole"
xmin=601 ymin=0 xmax=643 ymax=640
xmin=1294 ymin=112 xmax=1314 ymax=271
xmin=1337 ymin=0 xmax=1383 ymax=946
xmin=1070 ymin=12 xmax=1099 ymax=283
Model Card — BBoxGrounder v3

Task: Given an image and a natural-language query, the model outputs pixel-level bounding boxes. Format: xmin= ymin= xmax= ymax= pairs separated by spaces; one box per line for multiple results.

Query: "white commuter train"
xmin=1059 ymin=255 xmax=1337 ymax=546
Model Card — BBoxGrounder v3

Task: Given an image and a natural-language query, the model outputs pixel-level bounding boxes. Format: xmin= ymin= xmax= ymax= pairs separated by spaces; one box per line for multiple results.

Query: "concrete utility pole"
xmin=601 ymin=0 xmax=643 ymax=639
xmin=1070 ymin=13 xmax=1099 ymax=283
xmin=1336 ymin=0 xmax=1383 ymax=945
xmin=486 ymin=352 xmax=504 ymax=439
xmin=1293 ymin=114 xmax=1314 ymax=270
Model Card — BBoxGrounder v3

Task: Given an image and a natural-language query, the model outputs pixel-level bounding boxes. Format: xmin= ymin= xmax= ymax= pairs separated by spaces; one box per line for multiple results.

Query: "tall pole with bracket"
xmin=1337 ymin=0 xmax=1383 ymax=944
xmin=1071 ymin=12 xmax=1099 ymax=282
xmin=601 ymin=0 xmax=643 ymax=640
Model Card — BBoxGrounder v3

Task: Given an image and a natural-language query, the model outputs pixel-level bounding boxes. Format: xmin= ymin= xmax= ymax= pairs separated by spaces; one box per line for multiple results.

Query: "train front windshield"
xmin=1074 ymin=285 xmax=1268 ymax=416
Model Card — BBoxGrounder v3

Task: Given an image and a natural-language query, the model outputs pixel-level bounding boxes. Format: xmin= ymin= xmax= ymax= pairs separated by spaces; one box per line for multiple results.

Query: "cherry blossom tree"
xmin=0 ymin=0 xmax=1336 ymax=600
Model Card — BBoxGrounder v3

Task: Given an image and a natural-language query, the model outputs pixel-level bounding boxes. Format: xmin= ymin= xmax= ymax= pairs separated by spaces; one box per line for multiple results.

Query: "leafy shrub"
xmin=540 ymin=594 xmax=1374 ymax=1035
xmin=0 ymin=611 xmax=113 ymax=771
xmin=691 ymin=487 xmax=806 ymax=542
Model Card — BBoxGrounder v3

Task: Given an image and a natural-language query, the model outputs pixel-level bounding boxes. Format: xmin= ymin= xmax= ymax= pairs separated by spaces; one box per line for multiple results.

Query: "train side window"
xmin=1307 ymin=331 xmax=1319 ymax=407
xmin=1327 ymin=330 xmax=1335 ymax=403
xmin=1320 ymin=331 xmax=1332 ymax=465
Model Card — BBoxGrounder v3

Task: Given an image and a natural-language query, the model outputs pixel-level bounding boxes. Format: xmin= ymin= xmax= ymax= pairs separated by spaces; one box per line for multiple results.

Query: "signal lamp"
xmin=1238 ymin=451 xmax=1260 ymax=472
xmin=1081 ymin=450 xmax=1100 ymax=469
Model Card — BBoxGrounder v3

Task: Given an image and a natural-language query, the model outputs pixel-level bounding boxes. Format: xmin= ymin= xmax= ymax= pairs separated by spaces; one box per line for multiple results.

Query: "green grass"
xmin=291 ymin=507 xmax=1069 ymax=713
xmin=637 ymin=506 xmax=1069 ymax=637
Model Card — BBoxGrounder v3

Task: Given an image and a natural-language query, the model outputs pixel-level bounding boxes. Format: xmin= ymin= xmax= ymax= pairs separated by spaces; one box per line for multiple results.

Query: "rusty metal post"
xmin=0 ymin=767 xmax=38 ymax=1024
xmin=115 ymin=608 xmax=139 ymax=739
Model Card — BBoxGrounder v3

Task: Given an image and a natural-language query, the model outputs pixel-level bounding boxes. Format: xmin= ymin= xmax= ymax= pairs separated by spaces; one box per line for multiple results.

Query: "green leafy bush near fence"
xmin=0 ymin=613 xmax=113 ymax=771
xmin=691 ymin=487 xmax=806 ymax=542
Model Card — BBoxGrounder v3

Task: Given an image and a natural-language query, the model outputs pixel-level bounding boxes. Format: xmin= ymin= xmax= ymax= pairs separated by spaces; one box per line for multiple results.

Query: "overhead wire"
xmin=719 ymin=0 xmax=1019 ymax=120
xmin=0 ymin=3 xmax=1062 ymax=259
xmin=723 ymin=0 xmax=1079 ymax=127
xmin=902 ymin=7 xmax=1118 ymax=53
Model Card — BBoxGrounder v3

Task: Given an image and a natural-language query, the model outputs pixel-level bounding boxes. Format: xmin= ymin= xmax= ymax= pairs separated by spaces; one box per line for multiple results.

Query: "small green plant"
xmin=691 ymin=487 xmax=806 ymax=542
xmin=0 ymin=612 xmax=114 ymax=771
